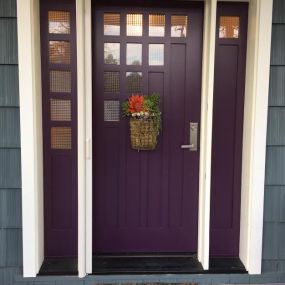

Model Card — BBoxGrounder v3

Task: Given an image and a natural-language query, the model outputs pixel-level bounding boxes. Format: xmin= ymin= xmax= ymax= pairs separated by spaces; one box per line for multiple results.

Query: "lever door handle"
xmin=181 ymin=122 xmax=198 ymax=151
xmin=181 ymin=144 xmax=195 ymax=149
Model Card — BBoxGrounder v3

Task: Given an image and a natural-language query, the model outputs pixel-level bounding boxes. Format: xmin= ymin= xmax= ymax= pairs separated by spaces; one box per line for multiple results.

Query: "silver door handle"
xmin=181 ymin=122 xmax=198 ymax=151
xmin=181 ymin=144 xmax=195 ymax=149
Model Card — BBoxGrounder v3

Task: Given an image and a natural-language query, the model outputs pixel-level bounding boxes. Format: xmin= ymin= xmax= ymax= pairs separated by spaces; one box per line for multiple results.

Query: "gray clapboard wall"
xmin=0 ymin=0 xmax=284 ymax=284
xmin=0 ymin=0 xmax=23 ymax=284
xmin=263 ymin=0 xmax=285 ymax=274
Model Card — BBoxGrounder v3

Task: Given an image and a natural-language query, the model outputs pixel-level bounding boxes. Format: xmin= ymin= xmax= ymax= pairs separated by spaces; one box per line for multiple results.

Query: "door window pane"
xmin=126 ymin=43 xmax=142 ymax=65
xmin=50 ymin=99 xmax=71 ymax=121
xmin=126 ymin=72 xmax=143 ymax=93
xmin=50 ymin=70 xmax=71 ymax=93
xmin=104 ymin=72 xmax=120 ymax=93
xmin=171 ymin=15 xmax=188 ymax=37
xmin=48 ymin=11 xmax=70 ymax=34
xmin=149 ymin=44 xmax=164 ymax=66
xmin=49 ymin=41 xmax=71 ymax=64
xmin=219 ymin=16 xmax=240 ymax=38
xmin=104 ymin=101 xmax=120 ymax=121
xmin=104 ymin=13 xmax=120 ymax=36
xmin=127 ymin=14 xmax=143 ymax=36
xmin=51 ymin=127 xmax=72 ymax=149
xmin=149 ymin=14 xmax=165 ymax=37
xmin=104 ymin=43 xmax=120 ymax=65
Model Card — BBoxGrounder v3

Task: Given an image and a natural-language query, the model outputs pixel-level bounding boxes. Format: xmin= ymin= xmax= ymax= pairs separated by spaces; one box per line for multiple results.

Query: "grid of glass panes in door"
xmin=48 ymin=11 xmax=73 ymax=149
xmin=103 ymin=12 xmax=188 ymax=122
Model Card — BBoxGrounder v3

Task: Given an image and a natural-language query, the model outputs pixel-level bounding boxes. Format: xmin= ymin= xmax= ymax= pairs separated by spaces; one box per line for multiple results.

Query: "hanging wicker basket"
xmin=129 ymin=118 xmax=159 ymax=151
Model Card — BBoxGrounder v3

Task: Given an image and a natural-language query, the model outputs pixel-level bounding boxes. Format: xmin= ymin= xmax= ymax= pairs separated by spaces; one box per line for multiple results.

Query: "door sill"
xmin=37 ymin=255 xmax=247 ymax=276
xmin=91 ymin=254 xmax=247 ymax=275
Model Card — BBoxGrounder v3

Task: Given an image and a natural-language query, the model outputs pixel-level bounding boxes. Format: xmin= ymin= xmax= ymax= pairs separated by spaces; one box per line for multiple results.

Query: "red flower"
xmin=128 ymin=95 xmax=144 ymax=113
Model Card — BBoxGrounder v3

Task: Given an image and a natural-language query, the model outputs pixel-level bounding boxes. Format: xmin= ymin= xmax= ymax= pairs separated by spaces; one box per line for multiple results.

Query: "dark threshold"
xmin=38 ymin=255 xmax=246 ymax=275
xmin=38 ymin=258 xmax=78 ymax=276
xmin=91 ymin=254 xmax=247 ymax=275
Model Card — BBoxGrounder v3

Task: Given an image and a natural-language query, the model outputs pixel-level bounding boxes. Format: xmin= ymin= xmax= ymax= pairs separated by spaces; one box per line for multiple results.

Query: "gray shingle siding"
xmin=0 ymin=1 xmax=22 ymax=284
xmin=262 ymin=0 xmax=285 ymax=274
xmin=0 ymin=0 xmax=285 ymax=284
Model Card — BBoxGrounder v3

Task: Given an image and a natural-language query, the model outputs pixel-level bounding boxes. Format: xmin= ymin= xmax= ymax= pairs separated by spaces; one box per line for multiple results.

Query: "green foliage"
xmin=121 ymin=93 xmax=162 ymax=132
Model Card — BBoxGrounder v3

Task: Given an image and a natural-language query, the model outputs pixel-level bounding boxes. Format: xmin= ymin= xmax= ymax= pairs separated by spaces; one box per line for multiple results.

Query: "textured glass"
xmin=127 ymin=14 xmax=143 ymax=36
xmin=50 ymin=71 xmax=71 ymax=93
xmin=49 ymin=41 xmax=71 ymax=64
xmin=219 ymin=16 xmax=240 ymax=38
xmin=51 ymin=127 xmax=72 ymax=149
xmin=104 ymin=43 xmax=120 ymax=64
xmin=104 ymin=13 xmax=120 ymax=36
xmin=126 ymin=43 xmax=142 ymax=65
xmin=171 ymin=15 xmax=188 ymax=37
xmin=149 ymin=14 xmax=165 ymax=37
xmin=104 ymin=72 xmax=120 ymax=93
xmin=50 ymin=99 xmax=71 ymax=121
xmin=48 ymin=11 xmax=70 ymax=34
xmin=149 ymin=44 xmax=164 ymax=66
xmin=126 ymin=72 xmax=143 ymax=93
xmin=104 ymin=101 xmax=120 ymax=121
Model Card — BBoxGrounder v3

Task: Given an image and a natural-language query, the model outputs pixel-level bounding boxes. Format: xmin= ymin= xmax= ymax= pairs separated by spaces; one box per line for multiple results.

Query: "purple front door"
xmin=93 ymin=3 xmax=203 ymax=253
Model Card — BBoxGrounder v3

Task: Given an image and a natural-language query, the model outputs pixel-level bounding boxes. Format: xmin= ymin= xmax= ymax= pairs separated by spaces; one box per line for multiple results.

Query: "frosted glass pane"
xmin=171 ymin=15 xmax=187 ymax=37
xmin=127 ymin=43 xmax=142 ymax=65
xmin=149 ymin=44 xmax=164 ymax=66
xmin=104 ymin=43 xmax=120 ymax=65
xmin=104 ymin=13 xmax=120 ymax=36
xmin=149 ymin=14 xmax=165 ymax=37
xmin=126 ymin=72 xmax=143 ymax=93
xmin=219 ymin=16 xmax=240 ymax=39
xmin=49 ymin=41 xmax=71 ymax=64
xmin=127 ymin=14 xmax=143 ymax=36
xmin=48 ymin=11 xmax=70 ymax=34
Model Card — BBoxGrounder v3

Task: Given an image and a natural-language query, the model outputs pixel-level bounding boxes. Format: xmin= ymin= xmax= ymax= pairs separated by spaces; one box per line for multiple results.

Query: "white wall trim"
xmin=76 ymin=0 xmax=87 ymax=278
xmin=76 ymin=0 xmax=93 ymax=277
xmin=17 ymin=0 xmax=44 ymax=277
xmin=84 ymin=0 xmax=93 ymax=275
xmin=239 ymin=0 xmax=273 ymax=274
xmin=198 ymin=0 xmax=217 ymax=270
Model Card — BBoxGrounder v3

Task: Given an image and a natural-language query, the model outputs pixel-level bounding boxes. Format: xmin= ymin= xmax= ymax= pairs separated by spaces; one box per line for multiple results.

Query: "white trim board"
xmin=17 ymin=0 xmax=273 ymax=277
xmin=239 ymin=0 xmax=273 ymax=274
xmin=17 ymin=0 xmax=44 ymax=277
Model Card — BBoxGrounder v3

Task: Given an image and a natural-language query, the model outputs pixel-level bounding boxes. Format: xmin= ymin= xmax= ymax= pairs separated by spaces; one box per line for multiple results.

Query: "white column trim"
xmin=17 ymin=0 xmax=44 ymax=277
xmin=198 ymin=0 xmax=217 ymax=270
xmin=239 ymin=0 xmax=273 ymax=274
xmin=84 ymin=0 xmax=93 ymax=275
xmin=76 ymin=0 xmax=87 ymax=278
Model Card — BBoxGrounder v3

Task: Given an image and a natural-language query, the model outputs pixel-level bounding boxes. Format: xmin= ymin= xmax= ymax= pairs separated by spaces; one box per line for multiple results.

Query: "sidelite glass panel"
xmin=104 ymin=72 xmax=120 ymax=93
xmin=50 ymin=70 xmax=71 ymax=93
xmin=50 ymin=99 xmax=71 ymax=121
xmin=104 ymin=13 xmax=120 ymax=36
xmin=104 ymin=101 xmax=120 ymax=121
xmin=49 ymin=41 xmax=71 ymax=64
xmin=149 ymin=44 xmax=164 ymax=66
xmin=104 ymin=43 xmax=120 ymax=65
xmin=48 ymin=11 xmax=70 ymax=34
xmin=126 ymin=72 xmax=143 ymax=93
xmin=219 ymin=16 xmax=240 ymax=38
xmin=171 ymin=15 xmax=188 ymax=37
xmin=51 ymin=127 xmax=72 ymax=149
xmin=126 ymin=43 xmax=142 ymax=65
xmin=127 ymin=14 xmax=143 ymax=36
xmin=149 ymin=14 xmax=165 ymax=37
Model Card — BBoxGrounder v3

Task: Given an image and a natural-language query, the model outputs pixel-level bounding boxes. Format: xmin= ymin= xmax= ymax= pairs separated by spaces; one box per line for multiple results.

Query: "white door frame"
xmin=17 ymin=0 xmax=273 ymax=277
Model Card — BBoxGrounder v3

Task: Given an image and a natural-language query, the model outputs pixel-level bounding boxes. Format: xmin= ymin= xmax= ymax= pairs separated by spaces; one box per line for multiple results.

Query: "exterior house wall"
xmin=262 ymin=0 xmax=285 ymax=273
xmin=0 ymin=0 xmax=285 ymax=284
